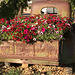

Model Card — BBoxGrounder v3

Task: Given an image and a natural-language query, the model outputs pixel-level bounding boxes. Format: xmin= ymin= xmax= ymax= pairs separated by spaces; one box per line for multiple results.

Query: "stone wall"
xmin=0 ymin=40 xmax=59 ymax=65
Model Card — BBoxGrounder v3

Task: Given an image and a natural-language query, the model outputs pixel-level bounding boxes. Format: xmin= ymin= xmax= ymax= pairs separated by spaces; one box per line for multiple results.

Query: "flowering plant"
xmin=0 ymin=14 xmax=72 ymax=43
xmin=0 ymin=18 xmax=10 ymax=28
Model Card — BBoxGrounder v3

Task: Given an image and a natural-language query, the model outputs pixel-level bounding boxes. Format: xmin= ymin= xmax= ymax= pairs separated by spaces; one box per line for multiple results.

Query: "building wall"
xmin=31 ymin=0 xmax=69 ymax=3
xmin=23 ymin=0 xmax=70 ymax=16
xmin=31 ymin=1 xmax=70 ymax=19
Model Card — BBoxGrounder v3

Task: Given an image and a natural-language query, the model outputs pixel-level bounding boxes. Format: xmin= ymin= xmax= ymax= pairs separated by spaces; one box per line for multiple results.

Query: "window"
xmin=41 ymin=7 xmax=58 ymax=14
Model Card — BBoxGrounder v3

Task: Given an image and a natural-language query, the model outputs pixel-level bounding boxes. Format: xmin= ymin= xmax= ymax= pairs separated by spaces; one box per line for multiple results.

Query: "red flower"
xmin=49 ymin=29 xmax=51 ymax=30
xmin=55 ymin=28 xmax=57 ymax=31
xmin=49 ymin=25 xmax=52 ymax=28
xmin=23 ymin=29 xmax=28 ymax=34
xmin=49 ymin=14 xmax=53 ymax=16
xmin=46 ymin=27 xmax=48 ymax=29
xmin=57 ymin=18 xmax=60 ymax=21
xmin=29 ymin=36 xmax=32 ymax=39
xmin=24 ymin=36 xmax=28 ymax=39
xmin=23 ymin=41 xmax=25 ymax=43
xmin=59 ymin=28 xmax=62 ymax=31
xmin=52 ymin=20 xmax=55 ymax=22
xmin=30 ymin=27 xmax=35 ymax=30
xmin=57 ymin=23 xmax=63 ymax=27
xmin=17 ymin=39 xmax=20 ymax=41
xmin=27 ymin=32 xmax=29 ymax=36
xmin=20 ymin=33 xmax=23 ymax=37
xmin=6 ymin=21 xmax=9 ymax=24
xmin=33 ymin=32 xmax=36 ymax=35
xmin=1 ymin=18 xmax=5 ymax=22
xmin=41 ymin=27 xmax=45 ymax=32
xmin=11 ymin=33 xmax=13 ymax=35
xmin=7 ymin=25 xmax=10 ymax=28
xmin=26 ymin=39 xmax=30 ymax=42
xmin=3 ymin=28 xmax=7 ymax=32
xmin=26 ymin=25 xmax=30 ymax=28
xmin=52 ymin=17 xmax=56 ymax=20
xmin=7 ymin=33 xmax=9 ymax=35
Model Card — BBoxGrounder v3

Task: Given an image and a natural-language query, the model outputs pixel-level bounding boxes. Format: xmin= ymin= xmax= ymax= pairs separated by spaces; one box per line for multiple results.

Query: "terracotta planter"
xmin=0 ymin=40 xmax=59 ymax=65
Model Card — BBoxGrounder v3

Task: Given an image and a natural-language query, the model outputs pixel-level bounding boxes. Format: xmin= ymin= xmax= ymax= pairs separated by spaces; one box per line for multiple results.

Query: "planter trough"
xmin=0 ymin=40 xmax=59 ymax=65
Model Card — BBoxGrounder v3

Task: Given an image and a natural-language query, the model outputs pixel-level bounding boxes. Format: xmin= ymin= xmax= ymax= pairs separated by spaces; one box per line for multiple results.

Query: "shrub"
xmin=3 ymin=67 xmax=21 ymax=75
xmin=0 ymin=14 xmax=72 ymax=43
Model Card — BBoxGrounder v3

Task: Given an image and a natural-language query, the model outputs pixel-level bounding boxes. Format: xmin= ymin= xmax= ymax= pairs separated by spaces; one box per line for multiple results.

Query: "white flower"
xmin=67 ymin=23 xmax=70 ymax=26
xmin=2 ymin=25 xmax=6 ymax=29
xmin=49 ymin=24 xmax=51 ymax=26
xmin=53 ymin=25 xmax=55 ymax=28
xmin=36 ymin=22 xmax=38 ymax=25
xmin=60 ymin=35 xmax=63 ymax=38
xmin=36 ymin=17 xmax=38 ymax=19
xmin=31 ymin=24 xmax=33 ymax=27
xmin=64 ymin=20 xmax=67 ymax=21
xmin=41 ymin=31 xmax=43 ymax=35
xmin=7 ymin=27 xmax=11 ymax=30
xmin=22 ymin=20 xmax=24 ymax=22
xmin=38 ymin=26 xmax=40 ymax=29
xmin=56 ymin=31 xmax=59 ymax=33
xmin=48 ymin=26 xmax=50 ymax=28
xmin=33 ymin=38 xmax=36 ymax=41
xmin=44 ymin=20 xmax=47 ymax=24
xmin=44 ymin=12 xmax=46 ymax=14
xmin=37 ymin=31 xmax=40 ymax=34
xmin=10 ymin=22 xmax=12 ymax=24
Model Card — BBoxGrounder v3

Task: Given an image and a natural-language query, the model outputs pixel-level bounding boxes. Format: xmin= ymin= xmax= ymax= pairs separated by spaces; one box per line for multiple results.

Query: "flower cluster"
xmin=1 ymin=14 xmax=72 ymax=43
xmin=0 ymin=18 xmax=10 ymax=28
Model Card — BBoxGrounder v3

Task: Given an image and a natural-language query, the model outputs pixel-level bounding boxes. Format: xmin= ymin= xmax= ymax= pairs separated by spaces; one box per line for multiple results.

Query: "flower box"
xmin=0 ymin=14 xmax=72 ymax=65
xmin=0 ymin=40 xmax=59 ymax=65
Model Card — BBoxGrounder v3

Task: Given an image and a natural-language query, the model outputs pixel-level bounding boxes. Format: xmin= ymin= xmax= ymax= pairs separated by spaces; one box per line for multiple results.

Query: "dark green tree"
xmin=0 ymin=0 xmax=30 ymax=19
xmin=66 ymin=0 xmax=75 ymax=17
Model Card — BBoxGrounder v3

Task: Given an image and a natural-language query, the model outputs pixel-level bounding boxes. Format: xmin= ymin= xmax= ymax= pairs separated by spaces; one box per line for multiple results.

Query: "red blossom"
xmin=49 ymin=14 xmax=53 ymax=16
xmin=46 ymin=27 xmax=48 ymax=29
xmin=49 ymin=25 xmax=52 ymax=28
xmin=3 ymin=28 xmax=7 ymax=32
xmin=47 ymin=19 xmax=51 ymax=23
xmin=26 ymin=39 xmax=30 ymax=42
xmin=49 ymin=29 xmax=51 ymax=30
xmin=23 ymin=29 xmax=28 ymax=34
xmin=6 ymin=21 xmax=9 ymax=24
xmin=29 ymin=36 xmax=32 ymax=39
xmin=24 ymin=36 xmax=28 ymax=39
xmin=20 ymin=33 xmax=23 ymax=37
xmin=26 ymin=25 xmax=30 ymax=28
xmin=30 ymin=27 xmax=35 ymax=30
xmin=59 ymin=28 xmax=62 ymax=31
xmin=33 ymin=32 xmax=36 ymax=35
xmin=23 ymin=41 xmax=25 ymax=43
xmin=55 ymin=28 xmax=57 ymax=31
xmin=1 ymin=18 xmax=5 ymax=22
xmin=41 ymin=27 xmax=45 ymax=32
xmin=7 ymin=25 xmax=10 ymax=28
xmin=1 ymin=14 xmax=72 ymax=43
xmin=17 ymin=39 xmax=20 ymax=41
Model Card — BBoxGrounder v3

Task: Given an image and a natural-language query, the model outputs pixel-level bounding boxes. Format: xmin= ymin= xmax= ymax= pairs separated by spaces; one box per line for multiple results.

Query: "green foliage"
xmin=66 ymin=0 xmax=75 ymax=17
xmin=0 ymin=0 xmax=30 ymax=19
xmin=0 ymin=14 xmax=72 ymax=43
xmin=3 ymin=67 xmax=22 ymax=75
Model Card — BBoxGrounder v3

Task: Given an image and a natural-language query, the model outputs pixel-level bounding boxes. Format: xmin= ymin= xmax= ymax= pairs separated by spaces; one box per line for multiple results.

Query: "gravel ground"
xmin=0 ymin=63 xmax=75 ymax=75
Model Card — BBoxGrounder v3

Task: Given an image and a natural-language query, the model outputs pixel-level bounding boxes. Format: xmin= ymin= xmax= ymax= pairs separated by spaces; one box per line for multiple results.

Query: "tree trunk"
xmin=17 ymin=6 xmax=23 ymax=17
